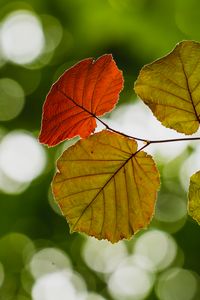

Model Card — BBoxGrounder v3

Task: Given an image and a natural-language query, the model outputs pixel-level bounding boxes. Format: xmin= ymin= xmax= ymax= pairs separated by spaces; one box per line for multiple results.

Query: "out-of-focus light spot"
xmin=32 ymin=270 xmax=86 ymax=300
xmin=98 ymin=102 xmax=189 ymax=162
xmin=0 ymin=10 xmax=45 ymax=64
xmin=108 ymin=257 xmax=154 ymax=300
xmin=123 ymin=254 xmax=155 ymax=273
xmin=32 ymin=271 xmax=76 ymax=300
xmin=24 ymin=49 xmax=54 ymax=70
xmin=79 ymin=293 xmax=107 ymax=300
xmin=69 ymin=271 xmax=87 ymax=295
xmin=154 ymin=194 xmax=187 ymax=234
xmin=180 ymin=145 xmax=200 ymax=191
xmin=0 ymin=37 xmax=6 ymax=68
xmin=0 ymin=129 xmax=30 ymax=195
xmin=155 ymin=194 xmax=187 ymax=223
xmin=0 ymin=168 xmax=29 ymax=194
xmin=169 ymin=247 xmax=185 ymax=270
xmin=156 ymin=268 xmax=198 ymax=300
xmin=0 ymin=78 xmax=25 ymax=121
xmin=0 ymin=233 xmax=35 ymax=272
xmin=134 ymin=230 xmax=177 ymax=272
xmin=25 ymin=14 xmax=65 ymax=70
xmin=29 ymin=248 xmax=72 ymax=279
xmin=82 ymin=238 xmax=128 ymax=274
xmin=41 ymin=14 xmax=63 ymax=53
xmin=0 ymin=262 xmax=4 ymax=288
xmin=21 ymin=266 xmax=34 ymax=294
xmin=0 ymin=131 xmax=47 ymax=183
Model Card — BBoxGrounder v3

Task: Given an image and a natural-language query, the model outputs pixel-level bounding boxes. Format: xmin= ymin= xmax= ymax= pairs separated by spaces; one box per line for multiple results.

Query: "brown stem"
xmin=149 ymin=137 xmax=200 ymax=144
xmin=95 ymin=116 xmax=148 ymax=142
xmin=57 ymin=90 xmax=200 ymax=147
xmin=98 ymin=117 xmax=200 ymax=145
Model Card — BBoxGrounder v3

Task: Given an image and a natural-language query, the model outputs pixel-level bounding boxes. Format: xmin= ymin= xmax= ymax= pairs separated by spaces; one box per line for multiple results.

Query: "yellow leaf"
xmin=134 ymin=40 xmax=200 ymax=134
xmin=188 ymin=171 xmax=200 ymax=225
xmin=52 ymin=130 xmax=160 ymax=243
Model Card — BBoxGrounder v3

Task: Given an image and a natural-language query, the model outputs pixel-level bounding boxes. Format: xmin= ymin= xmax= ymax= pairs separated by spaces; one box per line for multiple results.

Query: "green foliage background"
xmin=0 ymin=0 xmax=200 ymax=299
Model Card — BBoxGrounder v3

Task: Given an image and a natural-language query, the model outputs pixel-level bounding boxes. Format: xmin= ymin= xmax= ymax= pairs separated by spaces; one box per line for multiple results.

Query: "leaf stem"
xmin=58 ymin=90 xmax=200 ymax=146
xmin=97 ymin=117 xmax=200 ymax=145
xmin=96 ymin=117 xmax=148 ymax=142
xmin=149 ymin=137 xmax=200 ymax=144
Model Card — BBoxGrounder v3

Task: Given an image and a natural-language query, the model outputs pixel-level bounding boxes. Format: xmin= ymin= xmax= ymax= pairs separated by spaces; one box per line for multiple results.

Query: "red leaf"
xmin=39 ymin=54 xmax=123 ymax=146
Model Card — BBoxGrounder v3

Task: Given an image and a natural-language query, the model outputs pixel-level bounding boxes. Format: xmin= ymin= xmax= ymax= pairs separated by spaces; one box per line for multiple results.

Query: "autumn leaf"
xmin=188 ymin=171 xmax=200 ymax=225
xmin=52 ymin=130 xmax=160 ymax=243
xmin=134 ymin=40 xmax=200 ymax=135
xmin=39 ymin=54 xmax=123 ymax=146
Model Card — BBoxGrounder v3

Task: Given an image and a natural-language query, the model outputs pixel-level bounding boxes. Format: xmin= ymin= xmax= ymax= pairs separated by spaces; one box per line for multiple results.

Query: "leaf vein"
xmin=91 ymin=56 xmax=111 ymax=112
xmin=55 ymin=172 xmax=113 ymax=184
xmin=57 ymin=187 xmax=100 ymax=201
xmin=142 ymin=84 xmax=190 ymax=104
xmin=178 ymin=52 xmax=200 ymax=123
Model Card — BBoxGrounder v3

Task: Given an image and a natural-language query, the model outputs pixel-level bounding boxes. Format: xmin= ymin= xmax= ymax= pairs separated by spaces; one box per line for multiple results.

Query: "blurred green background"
xmin=0 ymin=0 xmax=200 ymax=299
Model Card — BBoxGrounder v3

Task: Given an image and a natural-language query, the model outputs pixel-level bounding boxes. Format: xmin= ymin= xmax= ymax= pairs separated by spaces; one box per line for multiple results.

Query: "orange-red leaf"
xmin=39 ymin=54 xmax=123 ymax=146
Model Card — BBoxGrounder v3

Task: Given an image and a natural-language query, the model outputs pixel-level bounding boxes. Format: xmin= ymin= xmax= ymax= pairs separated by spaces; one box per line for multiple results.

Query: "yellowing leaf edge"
xmin=52 ymin=130 xmax=160 ymax=243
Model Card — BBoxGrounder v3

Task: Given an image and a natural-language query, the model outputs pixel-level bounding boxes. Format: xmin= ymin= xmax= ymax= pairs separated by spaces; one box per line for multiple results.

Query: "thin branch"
xmin=149 ymin=136 xmax=200 ymax=144
xmin=95 ymin=116 xmax=148 ymax=142
xmin=58 ymin=90 xmax=148 ymax=142
xmin=98 ymin=118 xmax=200 ymax=144
xmin=57 ymin=90 xmax=200 ymax=146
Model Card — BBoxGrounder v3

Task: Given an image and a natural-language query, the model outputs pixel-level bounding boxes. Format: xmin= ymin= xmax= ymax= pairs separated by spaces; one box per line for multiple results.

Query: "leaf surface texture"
xmin=135 ymin=41 xmax=200 ymax=134
xmin=52 ymin=130 xmax=160 ymax=243
xmin=39 ymin=54 xmax=123 ymax=146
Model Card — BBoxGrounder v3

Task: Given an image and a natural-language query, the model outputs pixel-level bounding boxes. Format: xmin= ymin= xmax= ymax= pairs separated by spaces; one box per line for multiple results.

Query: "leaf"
xmin=134 ymin=40 xmax=200 ymax=135
xmin=52 ymin=130 xmax=160 ymax=243
xmin=39 ymin=54 xmax=123 ymax=146
xmin=188 ymin=171 xmax=200 ymax=225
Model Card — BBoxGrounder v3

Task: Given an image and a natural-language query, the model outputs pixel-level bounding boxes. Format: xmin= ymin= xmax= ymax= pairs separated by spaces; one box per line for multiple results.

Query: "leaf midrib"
xmin=57 ymin=88 xmax=97 ymax=119
xmin=72 ymin=144 xmax=148 ymax=230
xmin=179 ymin=53 xmax=200 ymax=123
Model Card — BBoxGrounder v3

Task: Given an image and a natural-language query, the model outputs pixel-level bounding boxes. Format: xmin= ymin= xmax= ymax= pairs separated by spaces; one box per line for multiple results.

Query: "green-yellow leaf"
xmin=188 ymin=171 xmax=200 ymax=225
xmin=134 ymin=40 xmax=200 ymax=134
xmin=52 ymin=130 xmax=160 ymax=243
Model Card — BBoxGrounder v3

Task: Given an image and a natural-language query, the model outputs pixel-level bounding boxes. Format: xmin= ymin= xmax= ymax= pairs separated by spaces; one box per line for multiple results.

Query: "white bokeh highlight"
xmin=0 ymin=131 xmax=47 ymax=183
xmin=156 ymin=268 xmax=198 ymax=300
xmin=79 ymin=293 xmax=107 ymax=300
xmin=108 ymin=256 xmax=155 ymax=300
xmin=42 ymin=14 xmax=63 ymax=53
xmin=155 ymin=194 xmax=187 ymax=223
xmin=32 ymin=270 xmax=86 ymax=300
xmin=82 ymin=238 xmax=128 ymax=274
xmin=134 ymin=230 xmax=177 ymax=272
xmin=0 ymin=168 xmax=29 ymax=194
xmin=0 ymin=10 xmax=45 ymax=64
xmin=180 ymin=144 xmax=200 ymax=191
xmin=29 ymin=248 xmax=72 ymax=279
xmin=98 ymin=101 xmax=193 ymax=162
